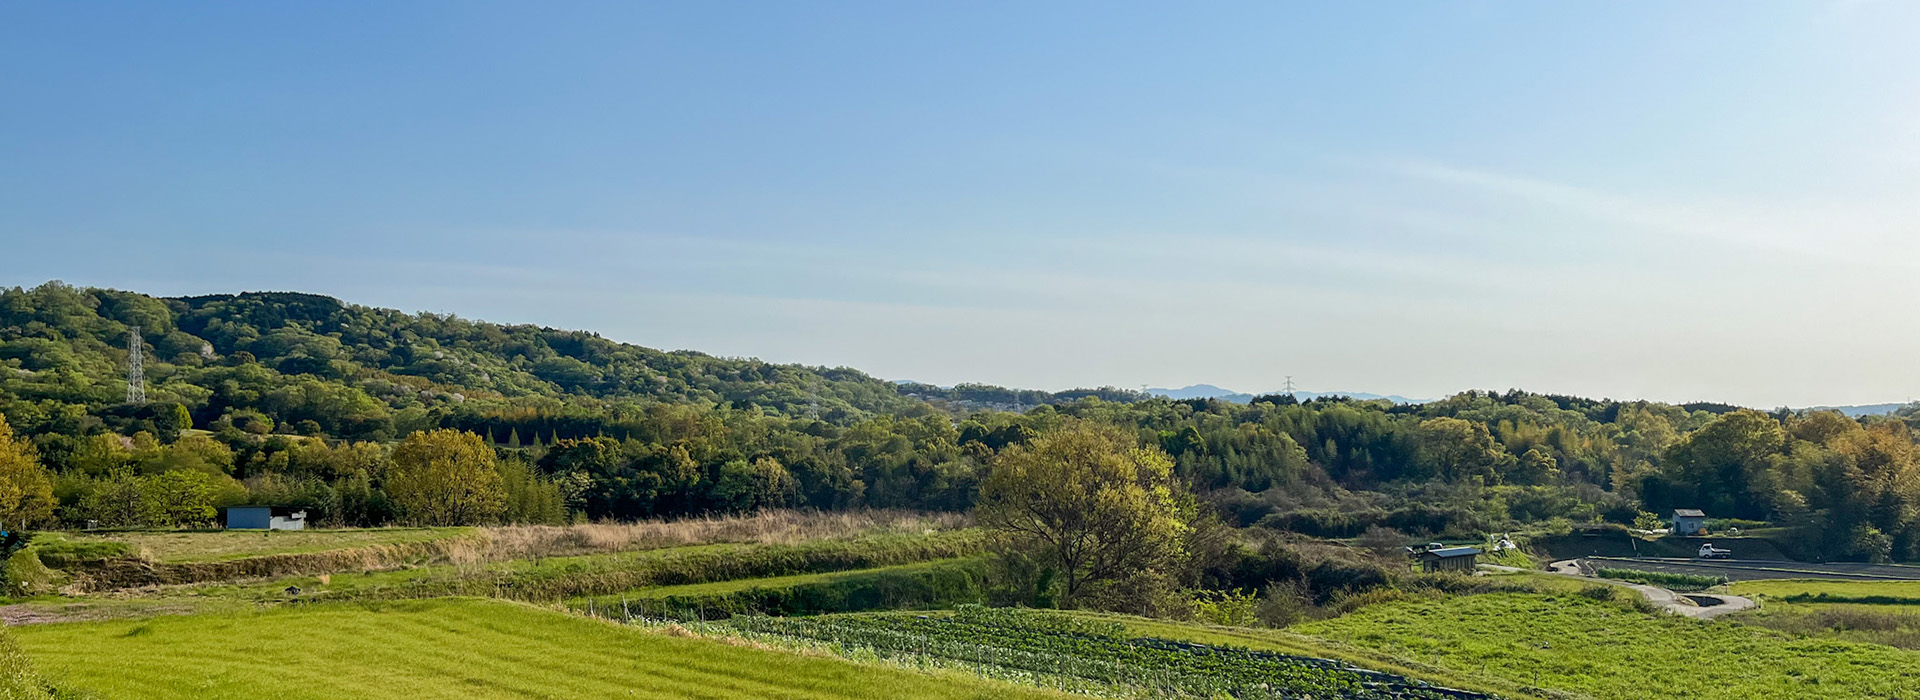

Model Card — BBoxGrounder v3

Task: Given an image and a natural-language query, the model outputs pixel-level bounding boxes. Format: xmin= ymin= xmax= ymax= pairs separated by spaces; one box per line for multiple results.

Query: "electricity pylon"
xmin=126 ymin=327 xmax=146 ymax=404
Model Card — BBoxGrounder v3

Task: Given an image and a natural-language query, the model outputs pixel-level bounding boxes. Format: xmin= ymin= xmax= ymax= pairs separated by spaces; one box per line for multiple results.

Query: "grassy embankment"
xmin=3 ymin=529 xmax=987 ymax=625
xmin=1728 ymin=579 xmax=1920 ymax=649
xmin=574 ymin=556 xmax=992 ymax=619
xmin=11 ymin=597 xmax=1063 ymax=700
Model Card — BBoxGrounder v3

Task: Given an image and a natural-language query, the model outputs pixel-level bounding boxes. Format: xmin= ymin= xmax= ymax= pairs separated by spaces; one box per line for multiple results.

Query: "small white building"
xmin=1671 ymin=509 xmax=1707 ymax=536
xmin=223 ymin=506 xmax=308 ymax=531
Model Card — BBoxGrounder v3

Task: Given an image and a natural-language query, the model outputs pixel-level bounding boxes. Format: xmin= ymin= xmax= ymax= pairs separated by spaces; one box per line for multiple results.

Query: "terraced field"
xmin=575 ymin=557 xmax=991 ymax=618
xmin=10 ymin=598 xmax=1064 ymax=700
xmin=709 ymin=606 xmax=1496 ymax=700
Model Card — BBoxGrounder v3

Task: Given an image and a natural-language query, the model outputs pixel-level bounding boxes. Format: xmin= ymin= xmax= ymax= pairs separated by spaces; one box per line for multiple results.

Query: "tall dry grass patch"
xmin=73 ymin=510 xmax=969 ymax=591
xmin=478 ymin=510 xmax=969 ymax=561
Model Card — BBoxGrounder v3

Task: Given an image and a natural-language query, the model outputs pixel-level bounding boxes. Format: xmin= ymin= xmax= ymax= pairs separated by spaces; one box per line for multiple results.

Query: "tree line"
xmin=4 ymin=282 xmax=1920 ymax=564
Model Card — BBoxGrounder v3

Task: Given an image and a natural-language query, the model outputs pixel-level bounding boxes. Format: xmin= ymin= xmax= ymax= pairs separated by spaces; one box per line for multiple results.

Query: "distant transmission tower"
xmin=808 ymin=379 xmax=821 ymax=421
xmin=1283 ymin=376 xmax=1296 ymax=396
xmin=126 ymin=327 xmax=147 ymax=404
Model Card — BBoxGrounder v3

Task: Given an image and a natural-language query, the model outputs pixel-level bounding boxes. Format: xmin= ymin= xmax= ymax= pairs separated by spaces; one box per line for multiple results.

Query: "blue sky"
xmin=4 ymin=2 xmax=1918 ymax=407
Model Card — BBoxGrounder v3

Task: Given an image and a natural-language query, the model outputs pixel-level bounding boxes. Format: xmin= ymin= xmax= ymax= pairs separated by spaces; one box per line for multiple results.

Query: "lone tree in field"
xmin=388 ymin=429 xmax=507 ymax=526
xmin=976 ymin=422 xmax=1192 ymax=609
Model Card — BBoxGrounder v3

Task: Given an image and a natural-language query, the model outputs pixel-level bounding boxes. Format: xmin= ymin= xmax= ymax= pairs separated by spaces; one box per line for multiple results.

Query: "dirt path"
xmin=1485 ymin=561 xmax=1756 ymax=619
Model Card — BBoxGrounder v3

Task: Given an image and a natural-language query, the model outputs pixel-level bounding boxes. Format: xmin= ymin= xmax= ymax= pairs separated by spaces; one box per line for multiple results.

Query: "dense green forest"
xmin=3 ymin=281 xmax=1919 ymax=563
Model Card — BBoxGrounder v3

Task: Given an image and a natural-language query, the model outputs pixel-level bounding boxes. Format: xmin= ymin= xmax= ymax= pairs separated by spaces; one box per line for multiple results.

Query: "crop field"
xmin=82 ymin=527 xmax=472 ymax=563
xmin=576 ymin=557 xmax=990 ymax=618
xmin=710 ymin=606 xmax=1494 ymax=699
xmin=9 ymin=598 xmax=1063 ymax=700
xmin=1293 ymin=592 xmax=1920 ymax=699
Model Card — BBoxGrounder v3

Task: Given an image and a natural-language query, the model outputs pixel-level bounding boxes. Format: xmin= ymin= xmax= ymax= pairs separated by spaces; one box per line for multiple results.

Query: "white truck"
xmin=1697 ymin=543 xmax=1732 ymax=559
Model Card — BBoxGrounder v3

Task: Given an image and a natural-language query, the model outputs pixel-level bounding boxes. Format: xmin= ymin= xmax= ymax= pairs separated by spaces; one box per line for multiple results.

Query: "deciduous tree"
xmin=387 ymin=429 xmax=506 ymax=525
xmin=976 ymin=422 xmax=1192 ymax=610
xmin=0 ymin=416 xmax=54 ymax=528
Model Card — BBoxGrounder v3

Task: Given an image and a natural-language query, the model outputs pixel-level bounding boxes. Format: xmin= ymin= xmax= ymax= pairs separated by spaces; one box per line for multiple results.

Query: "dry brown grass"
xmin=72 ymin=510 xmax=970 ymax=591
xmin=475 ymin=510 xmax=970 ymax=561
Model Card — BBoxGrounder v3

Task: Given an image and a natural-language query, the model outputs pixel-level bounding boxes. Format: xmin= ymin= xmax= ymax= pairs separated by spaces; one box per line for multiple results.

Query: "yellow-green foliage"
xmin=0 ymin=415 xmax=54 ymax=528
xmin=13 ymin=598 xmax=1060 ymax=700
xmin=1294 ymin=593 xmax=1920 ymax=699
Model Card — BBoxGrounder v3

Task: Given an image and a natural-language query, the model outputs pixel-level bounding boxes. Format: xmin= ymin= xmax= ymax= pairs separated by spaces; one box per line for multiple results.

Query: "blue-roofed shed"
xmin=1416 ymin=545 xmax=1481 ymax=573
xmin=222 ymin=506 xmax=308 ymax=531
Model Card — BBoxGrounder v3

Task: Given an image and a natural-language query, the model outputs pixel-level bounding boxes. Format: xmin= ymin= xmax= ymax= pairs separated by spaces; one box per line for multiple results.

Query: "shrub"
xmin=0 ymin=627 xmax=51 ymax=700
xmin=1255 ymin=580 xmax=1318 ymax=628
xmin=1186 ymin=588 xmax=1259 ymax=627
xmin=1595 ymin=568 xmax=1727 ymax=592
xmin=1327 ymin=587 xmax=1418 ymax=616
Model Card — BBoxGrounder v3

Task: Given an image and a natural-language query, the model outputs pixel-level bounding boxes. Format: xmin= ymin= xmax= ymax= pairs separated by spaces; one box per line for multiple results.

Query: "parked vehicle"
xmin=1698 ymin=543 xmax=1732 ymax=559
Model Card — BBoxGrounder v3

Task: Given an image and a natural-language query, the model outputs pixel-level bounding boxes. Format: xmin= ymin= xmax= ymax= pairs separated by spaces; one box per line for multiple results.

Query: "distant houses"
xmin=1671 ymin=509 xmax=1707 ymax=536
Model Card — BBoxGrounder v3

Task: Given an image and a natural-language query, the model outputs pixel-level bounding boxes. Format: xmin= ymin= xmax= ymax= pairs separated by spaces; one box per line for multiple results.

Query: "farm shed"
xmin=1671 ymin=509 xmax=1707 ymax=536
xmin=223 ymin=506 xmax=308 ymax=531
xmin=1416 ymin=546 xmax=1480 ymax=573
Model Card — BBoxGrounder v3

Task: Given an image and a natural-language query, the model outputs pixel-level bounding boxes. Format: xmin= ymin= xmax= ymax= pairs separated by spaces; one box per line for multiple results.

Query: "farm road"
xmin=1485 ymin=562 xmax=1756 ymax=619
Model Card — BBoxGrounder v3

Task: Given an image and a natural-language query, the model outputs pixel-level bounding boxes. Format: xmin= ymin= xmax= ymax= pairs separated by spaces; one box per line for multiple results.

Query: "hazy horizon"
xmin=6 ymin=2 xmax=1920 ymax=408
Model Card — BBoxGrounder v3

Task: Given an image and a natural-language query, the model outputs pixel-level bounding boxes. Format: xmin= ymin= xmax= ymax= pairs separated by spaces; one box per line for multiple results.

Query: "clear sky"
xmin=4 ymin=2 xmax=1918 ymax=407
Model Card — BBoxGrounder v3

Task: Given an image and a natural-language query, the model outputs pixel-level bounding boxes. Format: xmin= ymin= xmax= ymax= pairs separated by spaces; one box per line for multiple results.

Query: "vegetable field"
xmin=719 ymin=606 xmax=1494 ymax=700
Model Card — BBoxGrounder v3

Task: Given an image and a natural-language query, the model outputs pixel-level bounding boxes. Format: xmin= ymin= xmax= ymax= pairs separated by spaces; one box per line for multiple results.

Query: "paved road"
xmin=1489 ymin=562 xmax=1757 ymax=619
xmin=1583 ymin=556 xmax=1920 ymax=582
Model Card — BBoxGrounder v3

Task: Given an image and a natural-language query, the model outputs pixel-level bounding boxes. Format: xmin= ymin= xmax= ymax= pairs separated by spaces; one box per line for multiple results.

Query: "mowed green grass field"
xmin=1731 ymin=578 xmax=1920 ymax=601
xmin=10 ymin=598 xmax=1062 ymax=700
xmin=1293 ymin=593 xmax=1920 ymax=699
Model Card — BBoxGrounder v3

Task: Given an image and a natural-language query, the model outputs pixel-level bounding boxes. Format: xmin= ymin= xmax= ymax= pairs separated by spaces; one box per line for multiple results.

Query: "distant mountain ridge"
xmin=1148 ymin=384 xmax=1426 ymax=405
xmin=1803 ymin=403 xmax=1912 ymax=418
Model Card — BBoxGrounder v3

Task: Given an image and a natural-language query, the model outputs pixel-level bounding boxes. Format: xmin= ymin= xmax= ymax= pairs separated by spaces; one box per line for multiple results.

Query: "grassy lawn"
xmin=11 ymin=598 xmax=1062 ymax=700
xmin=1293 ymin=592 xmax=1920 ymax=699
xmin=74 ymin=527 xmax=473 ymax=563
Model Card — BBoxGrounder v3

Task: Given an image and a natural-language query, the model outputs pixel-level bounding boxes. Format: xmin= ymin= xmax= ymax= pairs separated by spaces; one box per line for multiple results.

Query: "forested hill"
xmin=1 ymin=282 xmax=955 ymax=435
